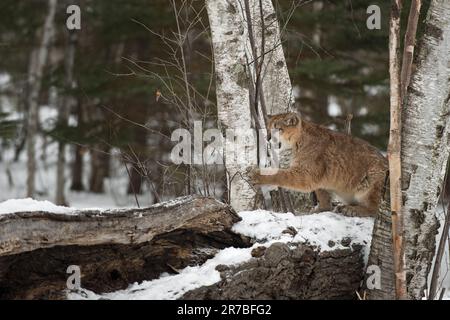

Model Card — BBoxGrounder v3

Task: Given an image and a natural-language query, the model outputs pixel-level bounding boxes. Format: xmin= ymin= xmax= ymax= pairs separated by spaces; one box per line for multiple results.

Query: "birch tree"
xmin=240 ymin=0 xmax=295 ymax=116
xmin=206 ymin=0 xmax=295 ymax=211
xmin=402 ymin=0 xmax=450 ymax=299
xmin=26 ymin=0 xmax=57 ymax=197
xmin=368 ymin=0 xmax=450 ymax=300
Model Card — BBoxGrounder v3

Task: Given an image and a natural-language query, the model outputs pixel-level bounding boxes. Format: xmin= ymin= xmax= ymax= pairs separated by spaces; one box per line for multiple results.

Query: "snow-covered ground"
xmin=67 ymin=209 xmax=374 ymax=300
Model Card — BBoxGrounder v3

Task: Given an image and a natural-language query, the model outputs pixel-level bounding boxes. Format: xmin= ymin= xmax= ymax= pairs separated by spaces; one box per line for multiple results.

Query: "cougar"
xmin=250 ymin=112 xmax=388 ymax=217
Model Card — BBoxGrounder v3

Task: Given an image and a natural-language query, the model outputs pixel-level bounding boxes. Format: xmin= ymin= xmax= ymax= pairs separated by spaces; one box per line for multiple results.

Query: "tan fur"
xmin=250 ymin=112 xmax=388 ymax=217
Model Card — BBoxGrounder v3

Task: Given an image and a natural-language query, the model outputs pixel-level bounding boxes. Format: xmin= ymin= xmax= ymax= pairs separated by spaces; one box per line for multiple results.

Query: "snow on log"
xmin=0 ymin=195 xmax=241 ymax=257
xmin=0 ymin=196 xmax=251 ymax=299
xmin=69 ymin=210 xmax=373 ymax=300
xmin=0 ymin=197 xmax=374 ymax=300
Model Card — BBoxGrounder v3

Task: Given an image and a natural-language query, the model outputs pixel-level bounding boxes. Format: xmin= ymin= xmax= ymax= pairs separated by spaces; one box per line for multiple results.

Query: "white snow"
xmin=0 ymin=198 xmax=75 ymax=215
xmin=69 ymin=210 xmax=374 ymax=300
xmin=443 ymin=290 xmax=450 ymax=300
xmin=233 ymin=210 xmax=374 ymax=255
xmin=68 ymin=246 xmax=255 ymax=300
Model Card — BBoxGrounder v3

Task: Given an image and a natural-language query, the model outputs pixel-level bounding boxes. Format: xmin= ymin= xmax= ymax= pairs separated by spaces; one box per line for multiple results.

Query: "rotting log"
xmin=183 ymin=242 xmax=365 ymax=300
xmin=0 ymin=195 xmax=251 ymax=299
xmin=0 ymin=195 xmax=368 ymax=300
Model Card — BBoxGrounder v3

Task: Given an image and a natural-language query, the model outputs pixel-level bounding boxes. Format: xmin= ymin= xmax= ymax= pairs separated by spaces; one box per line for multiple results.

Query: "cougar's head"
xmin=267 ymin=112 xmax=301 ymax=148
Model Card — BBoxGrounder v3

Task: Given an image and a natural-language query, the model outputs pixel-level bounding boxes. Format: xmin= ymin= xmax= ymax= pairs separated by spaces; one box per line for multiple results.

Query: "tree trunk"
xmin=0 ymin=195 xmax=369 ymax=300
xmin=207 ymin=0 xmax=305 ymax=212
xmin=70 ymin=99 xmax=85 ymax=191
xmin=206 ymin=0 xmax=257 ymax=212
xmin=365 ymin=199 xmax=396 ymax=300
xmin=367 ymin=0 xmax=450 ymax=300
xmin=70 ymin=145 xmax=84 ymax=191
xmin=127 ymin=166 xmax=143 ymax=195
xmin=241 ymin=0 xmax=295 ymax=116
xmin=402 ymin=0 xmax=450 ymax=299
xmin=26 ymin=0 xmax=57 ymax=197
xmin=387 ymin=0 xmax=406 ymax=299
xmin=89 ymin=147 xmax=109 ymax=193
xmin=55 ymin=31 xmax=77 ymax=205
xmin=126 ymin=126 xmax=147 ymax=195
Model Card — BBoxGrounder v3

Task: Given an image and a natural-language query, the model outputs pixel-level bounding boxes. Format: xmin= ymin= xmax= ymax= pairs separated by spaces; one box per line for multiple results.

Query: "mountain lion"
xmin=250 ymin=112 xmax=388 ymax=217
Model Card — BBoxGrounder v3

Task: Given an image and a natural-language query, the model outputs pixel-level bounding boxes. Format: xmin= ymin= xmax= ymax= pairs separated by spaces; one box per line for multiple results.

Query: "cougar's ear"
xmin=283 ymin=113 xmax=300 ymax=127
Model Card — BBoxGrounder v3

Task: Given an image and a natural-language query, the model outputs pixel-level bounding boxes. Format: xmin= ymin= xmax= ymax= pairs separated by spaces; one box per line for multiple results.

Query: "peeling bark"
xmin=401 ymin=0 xmax=450 ymax=299
xmin=367 ymin=0 xmax=450 ymax=300
xmin=387 ymin=0 xmax=407 ymax=299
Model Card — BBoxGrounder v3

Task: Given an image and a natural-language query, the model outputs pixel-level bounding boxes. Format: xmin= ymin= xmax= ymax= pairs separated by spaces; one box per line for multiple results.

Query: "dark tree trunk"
xmin=89 ymin=147 xmax=109 ymax=193
xmin=126 ymin=125 xmax=148 ymax=195
xmin=127 ymin=166 xmax=143 ymax=195
xmin=70 ymin=145 xmax=84 ymax=191
xmin=70 ymin=98 xmax=85 ymax=191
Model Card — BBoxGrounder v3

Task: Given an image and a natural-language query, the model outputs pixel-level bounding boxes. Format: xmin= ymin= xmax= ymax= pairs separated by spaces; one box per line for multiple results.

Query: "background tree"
xmin=26 ymin=0 xmax=57 ymax=197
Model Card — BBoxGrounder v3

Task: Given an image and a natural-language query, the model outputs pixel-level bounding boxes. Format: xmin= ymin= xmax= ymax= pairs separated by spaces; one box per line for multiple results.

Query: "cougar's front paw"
xmin=333 ymin=204 xmax=353 ymax=217
xmin=333 ymin=205 xmax=374 ymax=217
xmin=247 ymin=167 xmax=261 ymax=186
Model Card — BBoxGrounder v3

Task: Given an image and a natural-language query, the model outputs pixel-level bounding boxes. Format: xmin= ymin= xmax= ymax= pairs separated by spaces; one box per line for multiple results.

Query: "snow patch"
xmin=234 ymin=210 xmax=373 ymax=253
xmin=0 ymin=198 xmax=75 ymax=215
xmin=68 ymin=245 xmax=256 ymax=300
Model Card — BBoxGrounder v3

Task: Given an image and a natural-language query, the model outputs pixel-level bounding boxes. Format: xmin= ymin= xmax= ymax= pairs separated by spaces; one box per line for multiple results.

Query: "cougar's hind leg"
xmin=310 ymin=189 xmax=332 ymax=213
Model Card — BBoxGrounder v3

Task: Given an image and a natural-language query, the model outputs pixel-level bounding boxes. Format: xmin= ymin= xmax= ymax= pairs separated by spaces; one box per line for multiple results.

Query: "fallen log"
xmin=0 ymin=195 xmax=244 ymax=257
xmin=0 ymin=195 xmax=251 ymax=299
xmin=182 ymin=242 xmax=364 ymax=300
xmin=0 ymin=196 xmax=368 ymax=300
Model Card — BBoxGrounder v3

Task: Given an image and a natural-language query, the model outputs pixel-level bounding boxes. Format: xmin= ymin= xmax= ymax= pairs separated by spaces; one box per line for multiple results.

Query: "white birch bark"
xmin=206 ymin=0 xmax=295 ymax=211
xmin=239 ymin=0 xmax=295 ymax=115
xmin=26 ymin=0 xmax=57 ymax=197
xmin=206 ymin=0 xmax=257 ymax=211
xmin=402 ymin=0 xmax=450 ymax=299
xmin=240 ymin=0 xmax=310 ymax=212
